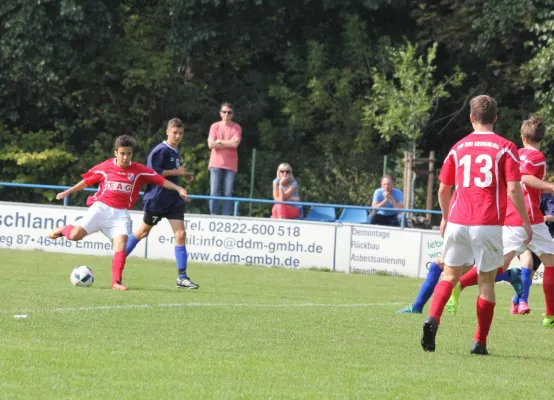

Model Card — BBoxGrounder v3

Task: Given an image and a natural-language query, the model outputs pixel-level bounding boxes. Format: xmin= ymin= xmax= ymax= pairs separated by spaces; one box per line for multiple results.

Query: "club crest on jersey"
xmin=128 ymin=173 xmax=135 ymax=181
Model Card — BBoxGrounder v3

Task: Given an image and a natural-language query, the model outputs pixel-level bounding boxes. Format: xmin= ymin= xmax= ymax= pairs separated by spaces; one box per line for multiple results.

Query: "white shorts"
xmin=442 ymin=223 xmax=503 ymax=273
xmin=75 ymin=202 xmax=132 ymax=240
xmin=503 ymin=224 xmax=554 ymax=256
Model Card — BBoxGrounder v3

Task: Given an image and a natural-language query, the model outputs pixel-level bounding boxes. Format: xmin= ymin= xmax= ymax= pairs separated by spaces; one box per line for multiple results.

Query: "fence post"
xmin=383 ymin=154 xmax=388 ymax=176
xmin=64 ymin=195 xmax=70 ymax=207
xmin=234 ymin=201 xmax=240 ymax=216
xmin=249 ymin=148 xmax=257 ymax=216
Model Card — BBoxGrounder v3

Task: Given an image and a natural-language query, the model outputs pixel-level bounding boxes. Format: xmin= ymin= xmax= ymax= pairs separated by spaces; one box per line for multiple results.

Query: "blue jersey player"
xmin=125 ymin=118 xmax=199 ymax=289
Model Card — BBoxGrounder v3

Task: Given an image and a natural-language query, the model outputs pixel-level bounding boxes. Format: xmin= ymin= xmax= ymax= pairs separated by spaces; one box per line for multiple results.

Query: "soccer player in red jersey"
xmin=49 ymin=135 xmax=189 ymax=290
xmin=421 ymin=95 xmax=532 ymax=355
xmin=446 ymin=117 xmax=554 ymax=324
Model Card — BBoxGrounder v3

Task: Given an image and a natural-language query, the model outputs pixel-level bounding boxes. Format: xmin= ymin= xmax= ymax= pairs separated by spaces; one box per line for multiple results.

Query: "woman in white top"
xmin=272 ymin=163 xmax=301 ymax=219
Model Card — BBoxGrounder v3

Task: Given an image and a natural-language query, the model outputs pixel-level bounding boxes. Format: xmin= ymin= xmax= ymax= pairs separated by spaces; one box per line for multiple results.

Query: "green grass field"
xmin=1 ymin=248 xmax=553 ymax=399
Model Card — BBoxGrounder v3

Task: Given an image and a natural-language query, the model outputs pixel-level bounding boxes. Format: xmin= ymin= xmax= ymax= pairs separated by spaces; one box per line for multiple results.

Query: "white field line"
xmin=0 ymin=302 xmax=403 ymax=315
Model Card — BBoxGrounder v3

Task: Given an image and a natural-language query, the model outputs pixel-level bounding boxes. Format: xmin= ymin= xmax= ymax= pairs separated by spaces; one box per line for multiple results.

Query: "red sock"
xmin=111 ymin=251 xmax=126 ymax=284
xmin=474 ymin=296 xmax=495 ymax=346
xmin=61 ymin=225 xmax=74 ymax=238
xmin=429 ymin=280 xmax=454 ymax=325
xmin=459 ymin=267 xmax=478 ymax=289
xmin=543 ymin=267 xmax=554 ymax=316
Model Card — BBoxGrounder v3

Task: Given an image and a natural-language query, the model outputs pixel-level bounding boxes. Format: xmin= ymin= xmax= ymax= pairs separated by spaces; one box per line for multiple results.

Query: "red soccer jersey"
xmin=82 ymin=159 xmax=166 ymax=209
xmin=504 ymin=147 xmax=547 ymax=226
xmin=439 ymin=132 xmax=521 ymax=226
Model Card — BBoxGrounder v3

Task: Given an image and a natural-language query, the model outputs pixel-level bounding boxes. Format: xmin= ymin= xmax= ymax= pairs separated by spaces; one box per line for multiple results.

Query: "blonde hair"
xmin=276 ymin=163 xmax=294 ymax=180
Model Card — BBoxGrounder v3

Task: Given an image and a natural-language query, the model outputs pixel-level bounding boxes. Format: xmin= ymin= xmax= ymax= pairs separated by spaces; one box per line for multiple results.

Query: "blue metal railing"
xmin=0 ymin=181 xmax=442 ymax=227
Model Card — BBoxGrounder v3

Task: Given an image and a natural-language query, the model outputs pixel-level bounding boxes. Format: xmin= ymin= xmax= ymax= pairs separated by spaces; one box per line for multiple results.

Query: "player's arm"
xmin=438 ymin=182 xmax=452 ymax=238
xmin=56 ymin=180 xmax=88 ymax=200
xmin=162 ymin=179 xmax=188 ymax=201
xmin=521 ymin=175 xmax=554 ymax=193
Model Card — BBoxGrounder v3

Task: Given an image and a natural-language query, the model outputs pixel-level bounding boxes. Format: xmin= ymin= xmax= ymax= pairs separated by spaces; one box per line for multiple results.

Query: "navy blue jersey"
xmin=541 ymin=193 xmax=554 ymax=237
xmin=143 ymin=141 xmax=185 ymax=213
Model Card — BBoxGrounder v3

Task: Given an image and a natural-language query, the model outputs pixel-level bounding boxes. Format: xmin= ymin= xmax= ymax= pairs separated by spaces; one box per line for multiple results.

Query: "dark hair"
xmin=469 ymin=95 xmax=497 ymax=124
xmin=167 ymin=118 xmax=184 ymax=129
xmin=113 ymin=135 xmax=136 ymax=151
xmin=220 ymin=102 xmax=234 ymax=111
xmin=521 ymin=115 xmax=545 ymax=143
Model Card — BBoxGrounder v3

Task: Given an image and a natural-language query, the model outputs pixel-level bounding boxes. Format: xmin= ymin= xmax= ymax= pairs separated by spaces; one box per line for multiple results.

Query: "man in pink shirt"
xmin=208 ymin=102 xmax=242 ymax=215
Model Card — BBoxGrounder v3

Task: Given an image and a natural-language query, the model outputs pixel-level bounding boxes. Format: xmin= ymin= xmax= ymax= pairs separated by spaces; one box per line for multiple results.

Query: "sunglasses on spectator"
xmin=220 ymin=110 xmax=233 ymax=114
xmin=280 ymin=170 xmax=291 ymax=174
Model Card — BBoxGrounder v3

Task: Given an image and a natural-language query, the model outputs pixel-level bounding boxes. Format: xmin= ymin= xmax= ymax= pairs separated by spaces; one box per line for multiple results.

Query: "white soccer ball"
xmin=70 ymin=266 xmax=95 ymax=287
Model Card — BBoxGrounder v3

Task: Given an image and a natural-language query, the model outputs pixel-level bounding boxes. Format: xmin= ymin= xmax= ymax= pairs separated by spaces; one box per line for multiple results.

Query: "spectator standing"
xmin=369 ymin=175 xmax=406 ymax=227
xmin=208 ymin=102 xmax=242 ymax=215
xmin=272 ymin=163 xmax=301 ymax=219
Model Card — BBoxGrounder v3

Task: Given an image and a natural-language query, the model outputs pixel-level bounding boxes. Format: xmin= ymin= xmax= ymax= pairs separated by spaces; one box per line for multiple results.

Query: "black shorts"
xmin=531 ymin=251 xmax=542 ymax=271
xmin=143 ymin=204 xmax=185 ymax=227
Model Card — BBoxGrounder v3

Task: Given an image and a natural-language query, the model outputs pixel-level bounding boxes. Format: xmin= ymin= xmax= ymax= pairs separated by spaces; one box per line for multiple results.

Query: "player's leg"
xmin=421 ymin=223 xmax=473 ymax=352
xmin=469 ymin=225 xmax=503 ymax=355
xmin=471 ymin=269 xmax=496 ymax=355
xmin=447 ymin=252 xmax=519 ymax=315
xmin=421 ymin=264 xmax=467 ymax=352
xmin=125 ymin=214 xmax=155 ymax=256
xmin=101 ymin=209 xmax=132 ymax=290
xmin=111 ymin=234 xmax=129 ymax=290
xmin=397 ymin=258 xmax=443 ymax=314
xmin=446 ymin=226 xmax=525 ymax=315
xmin=209 ymin=168 xmax=222 ymax=215
xmin=50 ymin=203 xmax=104 ymax=241
xmin=525 ymin=223 xmax=554 ymax=326
xmin=168 ymin=216 xmax=199 ymax=289
xmin=512 ymin=250 xmax=536 ymax=315
xmin=221 ymin=169 xmax=236 ymax=216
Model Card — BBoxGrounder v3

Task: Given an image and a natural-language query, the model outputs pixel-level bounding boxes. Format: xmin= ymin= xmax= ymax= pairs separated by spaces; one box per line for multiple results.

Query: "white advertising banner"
xmin=348 ymin=225 xmax=421 ymax=278
xmin=419 ymin=231 xmax=444 ymax=278
xmin=147 ymin=216 xmax=337 ymax=270
xmin=0 ymin=202 xmax=146 ymax=257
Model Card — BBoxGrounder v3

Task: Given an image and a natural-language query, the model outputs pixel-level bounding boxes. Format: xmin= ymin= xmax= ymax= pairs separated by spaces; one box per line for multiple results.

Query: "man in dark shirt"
xmin=125 ymin=118 xmax=198 ymax=289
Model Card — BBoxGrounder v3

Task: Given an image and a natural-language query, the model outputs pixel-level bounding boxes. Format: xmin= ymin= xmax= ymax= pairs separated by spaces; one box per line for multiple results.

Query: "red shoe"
xmin=111 ymin=282 xmax=129 ymax=291
xmin=49 ymin=228 xmax=63 ymax=240
xmin=510 ymin=303 xmax=519 ymax=315
xmin=518 ymin=301 xmax=531 ymax=315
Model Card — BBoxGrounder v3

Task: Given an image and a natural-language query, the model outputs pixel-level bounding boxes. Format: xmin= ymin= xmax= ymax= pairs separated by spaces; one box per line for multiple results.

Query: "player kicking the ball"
xmin=420 ymin=95 xmax=532 ymax=355
xmin=446 ymin=116 xmax=554 ymax=327
xmin=125 ymin=118 xmax=199 ymax=289
xmin=49 ymin=135 xmax=189 ymax=290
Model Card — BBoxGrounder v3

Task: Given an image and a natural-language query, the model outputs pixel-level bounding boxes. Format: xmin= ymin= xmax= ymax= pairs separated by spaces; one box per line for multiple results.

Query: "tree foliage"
xmin=1 ymin=0 xmax=553 ymax=215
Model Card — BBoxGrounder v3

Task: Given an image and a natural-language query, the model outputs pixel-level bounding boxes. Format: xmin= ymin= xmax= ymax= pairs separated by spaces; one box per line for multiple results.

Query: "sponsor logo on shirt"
xmin=106 ymin=181 xmax=132 ymax=193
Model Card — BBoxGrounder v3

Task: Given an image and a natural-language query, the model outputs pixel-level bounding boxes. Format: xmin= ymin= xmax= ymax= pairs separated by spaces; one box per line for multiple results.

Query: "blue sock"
xmin=175 ymin=245 xmax=188 ymax=279
xmin=412 ymin=261 xmax=442 ymax=312
xmin=495 ymin=270 xmax=509 ymax=282
xmin=125 ymin=234 xmax=140 ymax=256
xmin=520 ymin=267 xmax=532 ymax=302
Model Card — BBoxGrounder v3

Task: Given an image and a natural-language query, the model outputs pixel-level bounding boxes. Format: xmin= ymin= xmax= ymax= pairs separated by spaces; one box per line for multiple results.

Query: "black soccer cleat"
xmin=470 ymin=341 xmax=489 ymax=356
xmin=421 ymin=316 xmax=438 ymax=352
xmin=176 ymin=277 xmax=199 ymax=290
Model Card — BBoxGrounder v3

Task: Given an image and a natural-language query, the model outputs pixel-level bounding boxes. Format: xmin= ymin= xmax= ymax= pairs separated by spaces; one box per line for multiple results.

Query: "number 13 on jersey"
xmin=459 ymin=154 xmax=493 ymax=188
